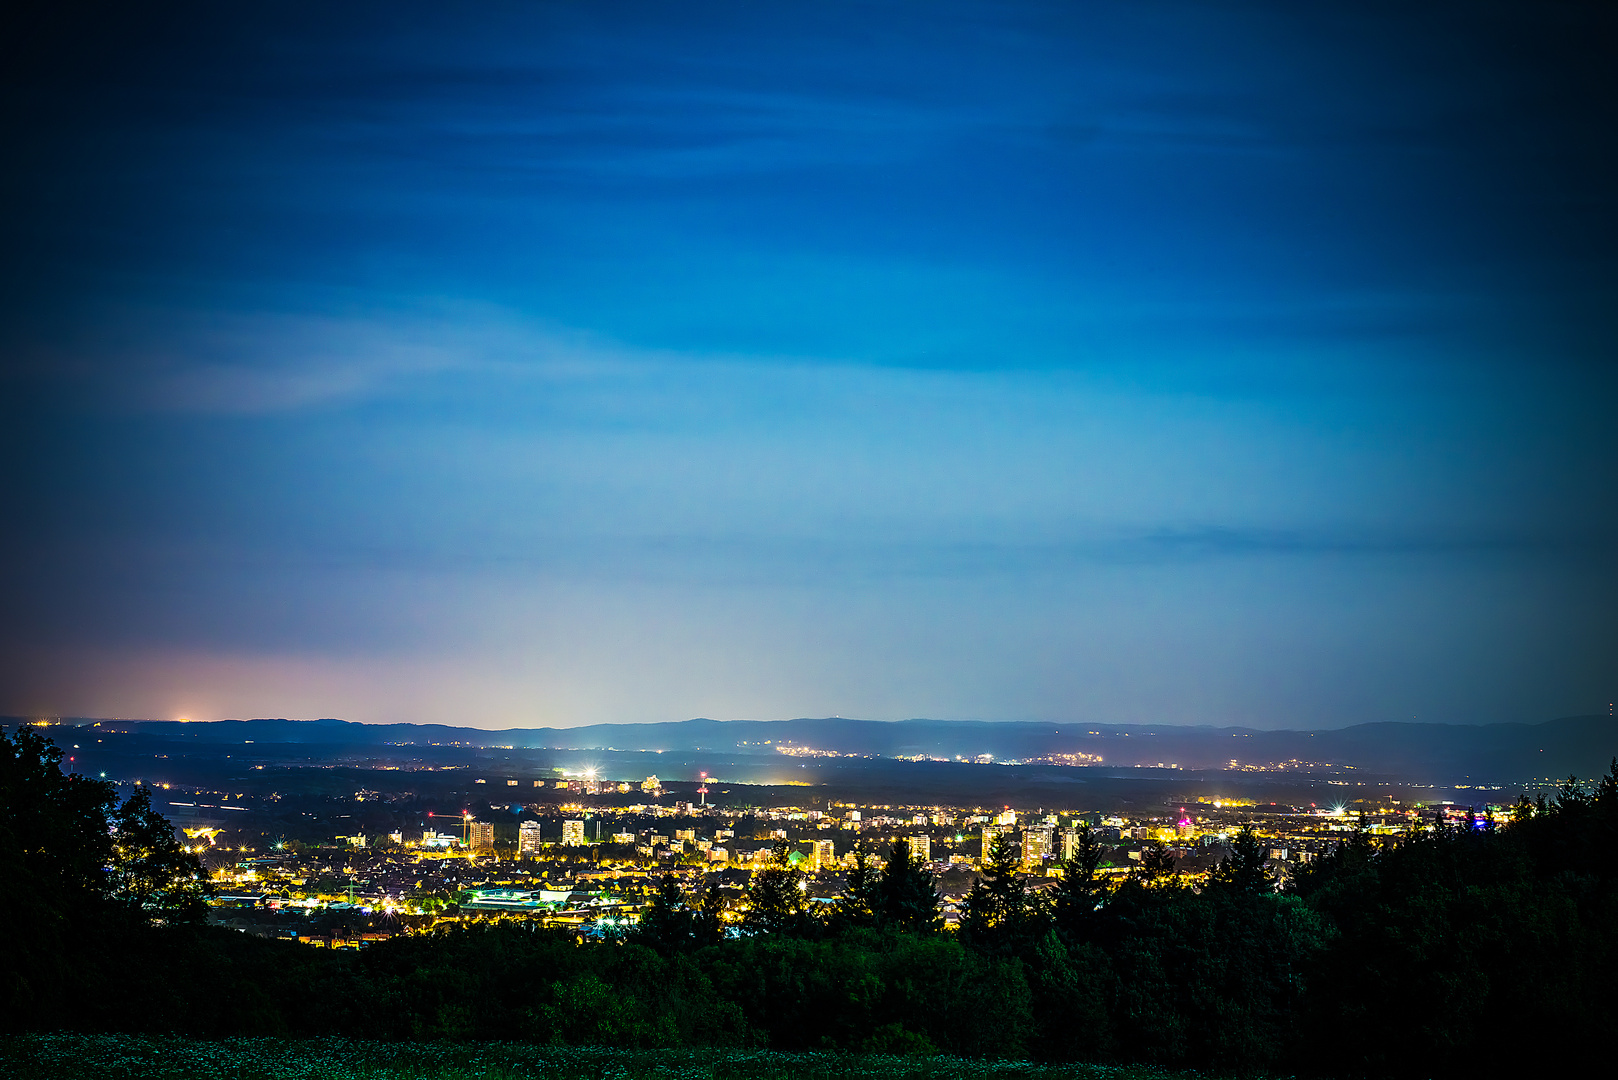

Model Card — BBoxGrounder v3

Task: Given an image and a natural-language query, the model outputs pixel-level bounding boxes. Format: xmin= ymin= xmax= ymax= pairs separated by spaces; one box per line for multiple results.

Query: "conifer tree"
xmin=1208 ymin=824 xmax=1275 ymax=893
xmin=875 ymin=837 xmax=942 ymax=932
xmin=1051 ymin=823 xmax=1106 ymax=942
xmin=1136 ymin=838 xmax=1177 ymax=883
xmin=834 ymin=846 xmax=879 ymax=927
xmin=962 ymin=832 xmax=1032 ymax=949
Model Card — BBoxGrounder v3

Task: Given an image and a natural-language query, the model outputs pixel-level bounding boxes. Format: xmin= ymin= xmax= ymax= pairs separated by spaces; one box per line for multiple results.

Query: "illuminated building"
xmin=812 ymin=838 xmax=836 ymax=870
xmin=469 ymin=821 xmax=494 ymax=852
xmin=1022 ymin=826 xmax=1052 ymax=868
xmin=518 ymin=820 xmax=542 ymax=854
xmin=562 ymin=819 xmax=587 ymax=846
xmin=908 ymin=835 xmax=931 ymax=862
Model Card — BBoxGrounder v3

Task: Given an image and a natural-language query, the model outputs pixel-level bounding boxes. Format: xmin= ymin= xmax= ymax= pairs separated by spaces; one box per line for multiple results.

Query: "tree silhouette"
xmin=631 ymin=873 xmax=721 ymax=953
xmin=834 ymin=846 xmax=879 ymax=928
xmin=1208 ymin=825 xmax=1275 ymax=893
xmin=108 ymin=786 xmax=212 ymax=924
xmin=1051 ymin=823 xmax=1107 ymax=942
xmin=1 ymin=726 xmax=211 ymax=925
xmin=741 ymin=842 xmax=810 ymax=935
xmin=874 ymin=838 xmax=942 ymax=932
xmin=1137 ymin=838 xmax=1177 ymax=883
xmin=1 ymin=726 xmax=119 ymax=923
xmin=962 ymin=832 xmax=1036 ymax=950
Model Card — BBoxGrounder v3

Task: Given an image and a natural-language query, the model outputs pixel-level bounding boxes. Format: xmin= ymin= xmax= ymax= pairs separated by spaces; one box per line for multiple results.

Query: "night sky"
xmin=2 ymin=1 xmax=1614 ymax=728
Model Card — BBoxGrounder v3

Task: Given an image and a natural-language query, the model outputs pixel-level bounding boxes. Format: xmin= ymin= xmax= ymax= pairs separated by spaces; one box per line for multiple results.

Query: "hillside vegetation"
xmin=4 ymin=726 xmax=1616 ymax=1078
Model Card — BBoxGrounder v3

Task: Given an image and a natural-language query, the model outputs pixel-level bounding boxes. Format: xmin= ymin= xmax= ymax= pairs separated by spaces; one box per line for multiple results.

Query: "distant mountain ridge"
xmin=27 ymin=713 xmax=1618 ymax=784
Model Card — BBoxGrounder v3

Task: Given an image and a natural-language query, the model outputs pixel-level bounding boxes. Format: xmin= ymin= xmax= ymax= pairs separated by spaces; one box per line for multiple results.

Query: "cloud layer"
xmin=2 ymin=1 xmax=1614 ymax=727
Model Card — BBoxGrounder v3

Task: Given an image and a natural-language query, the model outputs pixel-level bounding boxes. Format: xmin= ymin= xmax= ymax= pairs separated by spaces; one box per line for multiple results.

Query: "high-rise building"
xmin=1061 ymin=827 xmax=1082 ymax=862
xmin=562 ymin=819 xmax=587 ymax=846
xmin=981 ymin=824 xmax=1005 ymax=860
xmin=469 ymin=821 xmax=495 ymax=852
xmin=1022 ymin=826 xmax=1052 ymax=869
xmin=908 ymin=835 xmax=931 ymax=862
xmin=518 ymin=820 xmax=542 ymax=855
xmin=996 ymin=808 xmax=1017 ymax=826
xmin=812 ymin=838 xmax=836 ymax=871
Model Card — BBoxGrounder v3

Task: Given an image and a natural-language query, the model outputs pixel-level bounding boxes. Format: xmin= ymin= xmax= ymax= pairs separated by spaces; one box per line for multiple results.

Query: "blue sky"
xmin=1 ymin=1 xmax=1614 ymax=727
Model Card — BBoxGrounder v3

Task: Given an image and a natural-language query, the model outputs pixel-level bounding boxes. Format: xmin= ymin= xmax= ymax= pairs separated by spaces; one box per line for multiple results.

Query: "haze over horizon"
xmin=3 ymin=1 xmax=1615 ymax=729
xmin=44 ymin=712 xmax=1611 ymax=734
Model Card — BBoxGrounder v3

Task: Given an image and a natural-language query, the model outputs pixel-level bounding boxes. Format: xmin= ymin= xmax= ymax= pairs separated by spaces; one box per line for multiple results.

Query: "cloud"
xmin=1 ymin=0 xmax=1613 ymax=727
xmin=20 ymin=303 xmax=673 ymax=414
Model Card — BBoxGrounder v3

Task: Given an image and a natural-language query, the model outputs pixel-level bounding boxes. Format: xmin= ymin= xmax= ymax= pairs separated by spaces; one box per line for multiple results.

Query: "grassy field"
xmin=0 ymin=1036 xmax=1213 ymax=1080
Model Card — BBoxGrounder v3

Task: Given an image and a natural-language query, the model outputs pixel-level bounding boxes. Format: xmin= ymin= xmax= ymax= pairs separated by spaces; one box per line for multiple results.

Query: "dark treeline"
xmin=4 ymin=726 xmax=1615 ymax=1077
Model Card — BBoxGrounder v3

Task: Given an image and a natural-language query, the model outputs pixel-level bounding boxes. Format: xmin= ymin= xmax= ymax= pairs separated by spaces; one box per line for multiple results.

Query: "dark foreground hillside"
xmin=0 ymin=1036 xmax=1195 ymax=1080
xmin=5 ymin=726 xmax=1617 ymax=1079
